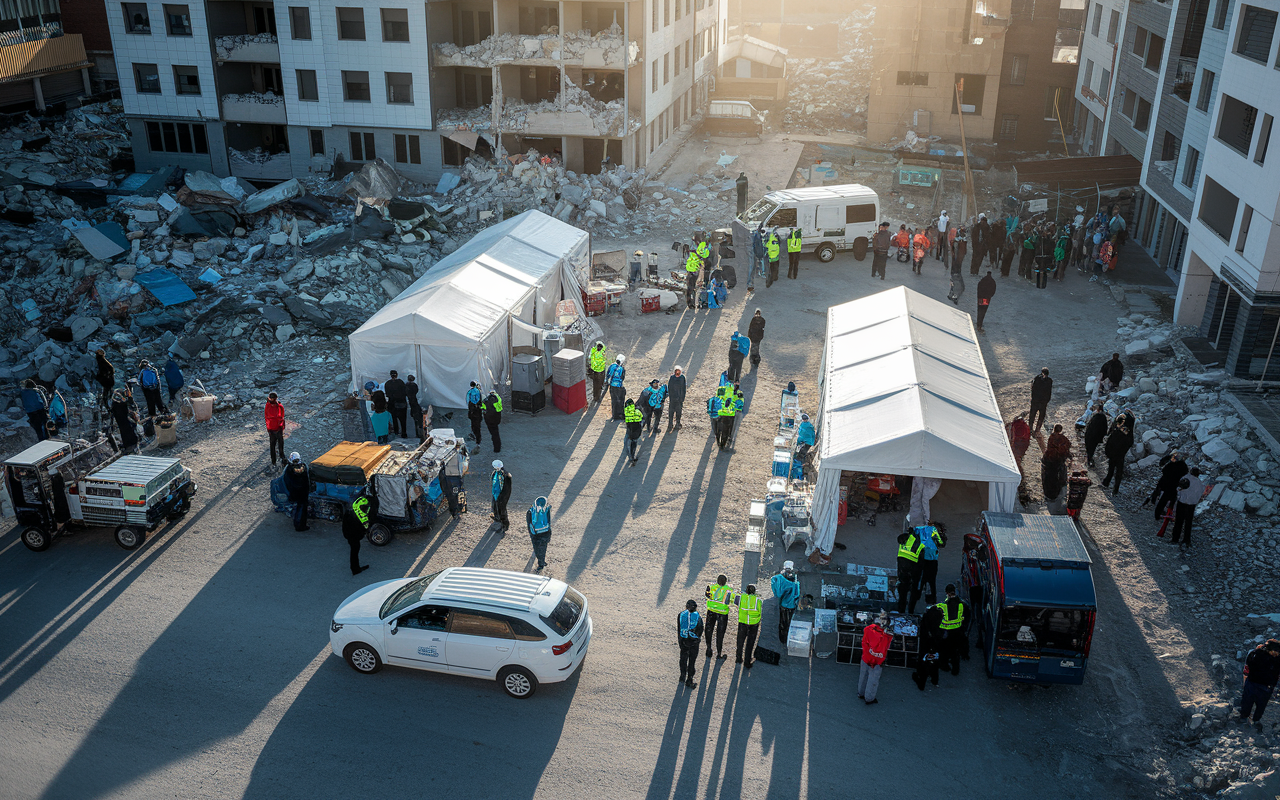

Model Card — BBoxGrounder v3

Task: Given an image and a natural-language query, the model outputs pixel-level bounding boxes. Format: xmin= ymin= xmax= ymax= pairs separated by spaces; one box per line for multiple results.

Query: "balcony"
xmin=432 ymin=28 xmax=639 ymax=69
xmin=0 ymin=32 xmax=89 ymax=81
xmin=437 ymin=81 xmax=639 ymax=138
xmin=221 ymin=91 xmax=286 ymax=124
xmin=215 ymin=33 xmax=280 ymax=63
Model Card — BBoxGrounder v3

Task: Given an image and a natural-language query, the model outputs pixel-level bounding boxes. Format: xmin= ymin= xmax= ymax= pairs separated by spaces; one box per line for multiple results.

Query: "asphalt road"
xmin=0 ymin=247 xmax=1181 ymax=799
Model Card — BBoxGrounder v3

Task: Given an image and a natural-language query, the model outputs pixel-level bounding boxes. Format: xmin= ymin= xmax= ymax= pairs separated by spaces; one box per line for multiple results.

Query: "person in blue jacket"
xmin=796 ymin=413 xmax=816 ymax=462
xmin=771 ymin=561 xmax=801 ymax=644
xmin=606 ymin=355 xmax=627 ymax=421
xmin=164 ymin=357 xmax=185 ymax=405
xmin=20 ymin=380 xmax=49 ymax=440
xmin=727 ymin=331 xmax=746 ymax=383
xmin=526 ymin=496 xmax=552 ymax=570
xmin=916 ymin=524 xmax=947 ymax=605
xmin=491 ymin=460 xmax=512 ymax=532
xmin=645 ymin=378 xmax=667 ymax=433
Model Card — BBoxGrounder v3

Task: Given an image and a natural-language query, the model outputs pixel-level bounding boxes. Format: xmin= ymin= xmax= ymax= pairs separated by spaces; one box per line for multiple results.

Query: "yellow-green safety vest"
xmin=766 ymin=235 xmax=780 ymax=260
xmin=624 ymin=404 xmax=643 ymax=423
xmin=716 ymin=386 xmax=736 ymax=417
xmin=706 ymin=583 xmax=732 ymax=614
xmin=898 ymin=533 xmax=924 ymax=563
xmin=352 ymin=496 xmax=371 ymax=526
xmin=737 ymin=593 xmax=762 ymax=625
xmin=939 ymin=600 xmax=965 ymax=630
xmin=589 ymin=347 xmax=607 ymax=373
xmin=685 ymin=252 xmax=702 ymax=273
xmin=787 ymin=230 xmax=803 ymax=253
xmin=483 ymin=394 xmax=503 ymax=413
xmin=695 ymin=241 xmax=710 ymax=259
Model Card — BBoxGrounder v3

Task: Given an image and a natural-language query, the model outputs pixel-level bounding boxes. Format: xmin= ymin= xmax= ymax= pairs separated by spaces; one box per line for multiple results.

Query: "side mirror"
xmin=389 ymin=619 xmax=398 ymax=635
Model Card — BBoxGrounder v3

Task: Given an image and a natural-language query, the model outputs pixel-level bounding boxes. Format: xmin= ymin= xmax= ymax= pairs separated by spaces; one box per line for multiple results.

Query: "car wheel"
xmin=114 ymin=525 xmax=146 ymax=551
xmin=816 ymin=243 xmax=836 ymax=263
xmin=367 ymin=523 xmax=393 ymax=546
xmin=499 ymin=666 xmax=538 ymax=699
xmin=21 ymin=526 xmax=52 ymax=552
xmin=344 ymin=642 xmax=383 ymax=674
xmin=851 ymin=238 xmax=868 ymax=261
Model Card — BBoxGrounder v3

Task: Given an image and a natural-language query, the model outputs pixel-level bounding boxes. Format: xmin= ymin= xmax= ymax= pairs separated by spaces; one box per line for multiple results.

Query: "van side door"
xmin=815 ymin=205 xmax=846 ymax=241
xmin=385 ymin=604 xmax=450 ymax=671
xmin=446 ymin=609 xmax=515 ymax=674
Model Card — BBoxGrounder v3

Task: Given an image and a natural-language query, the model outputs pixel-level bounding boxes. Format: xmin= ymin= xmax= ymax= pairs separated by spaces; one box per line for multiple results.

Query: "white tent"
xmin=809 ymin=286 xmax=1021 ymax=555
xmin=348 ymin=210 xmax=589 ymax=408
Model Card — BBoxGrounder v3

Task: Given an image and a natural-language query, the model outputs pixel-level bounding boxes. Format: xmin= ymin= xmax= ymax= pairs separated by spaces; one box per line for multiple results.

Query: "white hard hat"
xmin=782 ymin=560 xmax=795 ymax=571
xmin=289 ymin=452 xmax=301 ymax=463
xmin=492 ymin=460 xmax=503 ymax=469
xmin=616 ymin=354 xmax=625 ymax=364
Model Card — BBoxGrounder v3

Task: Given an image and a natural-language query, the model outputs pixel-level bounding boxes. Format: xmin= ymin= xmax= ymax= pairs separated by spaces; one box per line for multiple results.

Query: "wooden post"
xmin=954 ymin=80 xmax=978 ymax=220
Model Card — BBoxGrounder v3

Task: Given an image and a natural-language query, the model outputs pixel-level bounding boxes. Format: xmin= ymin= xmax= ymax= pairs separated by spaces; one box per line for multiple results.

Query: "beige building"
xmin=867 ymin=0 xmax=1012 ymax=144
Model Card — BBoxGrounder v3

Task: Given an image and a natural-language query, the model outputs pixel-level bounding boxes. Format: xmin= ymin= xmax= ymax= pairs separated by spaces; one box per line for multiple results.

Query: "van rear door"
xmin=846 ymin=201 xmax=878 ymax=243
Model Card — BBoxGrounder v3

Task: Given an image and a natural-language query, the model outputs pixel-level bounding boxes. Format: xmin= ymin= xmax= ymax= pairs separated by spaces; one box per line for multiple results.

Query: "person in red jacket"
xmin=265 ymin=392 xmax=286 ymax=466
xmin=858 ymin=612 xmax=892 ymax=705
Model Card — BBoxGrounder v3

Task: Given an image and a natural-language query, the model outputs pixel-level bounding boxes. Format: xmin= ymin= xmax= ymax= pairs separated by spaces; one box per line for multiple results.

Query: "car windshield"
xmin=740 ymin=198 xmax=777 ymax=225
xmin=539 ymin=587 xmax=585 ymax=637
xmin=379 ymin=571 xmax=442 ymax=619
xmin=999 ymin=606 xmax=1090 ymax=652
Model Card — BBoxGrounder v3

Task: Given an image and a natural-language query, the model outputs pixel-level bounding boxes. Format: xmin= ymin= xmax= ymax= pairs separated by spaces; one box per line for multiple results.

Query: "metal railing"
xmin=0 ymin=21 xmax=62 ymax=48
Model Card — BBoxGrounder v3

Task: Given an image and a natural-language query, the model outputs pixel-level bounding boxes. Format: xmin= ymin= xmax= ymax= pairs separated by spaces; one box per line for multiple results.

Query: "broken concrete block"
xmin=170 ymin=250 xmax=195 ymax=267
xmin=282 ymin=259 xmax=313 ymax=284
xmin=70 ymin=316 xmax=101 ymax=341
xmin=269 ymin=232 xmax=289 ymax=246
xmin=261 ymin=305 xmax=292 ymax=326
xmin=1124 ymin=339 xmax=1150 ymax=356
xmin=1202 ymin=438 xmax=1239 ymax=465
xmin=274 ymin=324 xmax=295 ymax=343
xmin=1136 ymin=454 xmax=1161 ymax=469
xmin=589 ymin=199 xmax=607 ymax=217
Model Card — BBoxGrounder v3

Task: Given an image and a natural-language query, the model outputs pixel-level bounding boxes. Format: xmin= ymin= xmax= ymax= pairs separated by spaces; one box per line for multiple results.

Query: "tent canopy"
xmin=810 ymin=286 xmax=1020 ymax=554
xmin=348 ymin=210 xmax=588 ymax=408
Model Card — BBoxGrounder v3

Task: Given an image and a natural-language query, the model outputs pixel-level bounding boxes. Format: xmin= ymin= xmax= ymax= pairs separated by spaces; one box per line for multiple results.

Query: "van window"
xmin=769 ymin=207 xmax=797 ymax=227
xmin=449 ymin=610 xmax=514 ymax=639
xmin=846 ymin=204 xmax=876 ymax=224
xmin=741 ymin=198 xmax=777 ymax=225
xmin=540 ymin=587 xmax=585 ymax=636
xmin=999 ymin=607 xmax=1089 ymax=651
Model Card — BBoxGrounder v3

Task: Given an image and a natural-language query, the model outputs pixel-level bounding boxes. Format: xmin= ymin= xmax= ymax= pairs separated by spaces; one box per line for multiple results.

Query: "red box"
xmin=584 ymin=292 xmax=607 ymax=317
xmin=552 ymin=380 xmax=587 ymax=414
xmin=640 ymin=295 xmax=661 ymax=313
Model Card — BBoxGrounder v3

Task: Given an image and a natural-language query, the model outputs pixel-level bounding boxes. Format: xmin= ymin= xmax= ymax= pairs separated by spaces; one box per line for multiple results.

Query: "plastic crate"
xmin=640 ymin=295 xmax=661 ymax=313
xmin=552 ymin=380 xmax=587 ymax=414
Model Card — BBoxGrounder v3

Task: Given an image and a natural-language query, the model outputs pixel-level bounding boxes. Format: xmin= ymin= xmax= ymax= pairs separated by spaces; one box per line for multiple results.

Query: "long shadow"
xmin=643 ymin=688 xmax=694 ymax=800
xmin=670 ymin=658 xmax=725 ymax=798
xmin=656 ymin=434 xmax=731 ymax=605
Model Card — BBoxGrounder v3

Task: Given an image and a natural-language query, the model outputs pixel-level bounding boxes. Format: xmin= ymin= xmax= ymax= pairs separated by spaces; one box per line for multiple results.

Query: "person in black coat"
xmin=666 ymin=367 xmax=686 ymax=430
xmin=406 ymin=375 xmax=423 ymax=441
xmin=282 ymin=453 xmax=311 ymax=531
xmin=483 ymin=388 xmax=503 ymax=453
xmin=110 ymin=389 xmax=140 ymax=453
xmin=343 ymin=497 xmax=372 ymax=575
xmin=1100 ymin=353 xmax=1124 ymax=391
xmin=1146 ymin=451 xmax=1188 ymax=520
xmin=1083 ymin=403 xmax=1108 ymax=466
xmin=383 ymin=371 xmax=408 ymax=438
xmin=976 ymin=270 xmax=997 ymax=332
xmin=1028 ymin=367 xmax=1053 ymax=434
xmin=970 ymin=214 xmax=991 ymax=274
xmin=747 ymin=309 xmax=767 ymax=366
xmin=1101 ymin=417 xmax=1135 ymax=495
xmin=95 ymin=349 xmax=116 ymax=408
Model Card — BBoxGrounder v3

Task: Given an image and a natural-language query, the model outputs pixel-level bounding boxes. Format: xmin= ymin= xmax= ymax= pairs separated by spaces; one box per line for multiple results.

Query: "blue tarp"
xmin=134 ymin=269 xmax=197 ymax=306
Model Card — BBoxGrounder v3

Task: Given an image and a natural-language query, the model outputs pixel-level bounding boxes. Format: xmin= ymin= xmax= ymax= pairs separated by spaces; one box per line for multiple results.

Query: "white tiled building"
xmin=106 ymin=0 xmax=727 ymax=183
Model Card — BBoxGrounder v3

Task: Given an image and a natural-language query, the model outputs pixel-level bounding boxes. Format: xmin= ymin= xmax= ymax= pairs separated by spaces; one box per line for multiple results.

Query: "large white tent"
xmin=809 ymin=286 xmax=1021 ymax=556
xmin=348 ymin=210 xmax=588 ymax=408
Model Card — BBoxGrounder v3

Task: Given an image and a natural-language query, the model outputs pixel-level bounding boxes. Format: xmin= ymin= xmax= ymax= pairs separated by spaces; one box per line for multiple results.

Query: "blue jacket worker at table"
xmin=796 ymin=414 xmax=816 ymax=461
xmin=771 ymin=561 xmax=801 ymax=644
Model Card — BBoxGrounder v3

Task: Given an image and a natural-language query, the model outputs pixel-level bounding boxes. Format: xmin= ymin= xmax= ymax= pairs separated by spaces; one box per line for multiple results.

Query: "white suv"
xmin=329 ymin=567 xmax=592 ymax=698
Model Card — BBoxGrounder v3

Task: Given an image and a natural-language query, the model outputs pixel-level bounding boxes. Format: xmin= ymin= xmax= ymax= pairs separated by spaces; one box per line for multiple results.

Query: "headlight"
xmin=331 ymin=621 xmax=343 ymax=633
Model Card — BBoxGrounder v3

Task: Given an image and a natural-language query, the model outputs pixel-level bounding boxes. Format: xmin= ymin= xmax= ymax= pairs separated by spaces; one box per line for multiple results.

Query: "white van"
xmin=735 ymin=184 xmax=881 ymax=263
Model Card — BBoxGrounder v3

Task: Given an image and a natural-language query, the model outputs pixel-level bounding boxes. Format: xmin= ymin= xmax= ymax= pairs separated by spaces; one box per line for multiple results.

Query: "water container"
xmin=765 ymin=477 xmax=789 ymax=495
xmin=191 ymin=394 xmax=216 ymax=422
xmin=787 ymin=621 xmax=813 ymax=658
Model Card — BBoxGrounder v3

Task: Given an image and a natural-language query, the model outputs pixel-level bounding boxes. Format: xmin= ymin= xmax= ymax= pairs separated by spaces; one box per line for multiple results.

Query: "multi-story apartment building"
xmin=991 ymin=0 xmax=1086 ymax=152
xmin=107 ymin=0 xmax=725 ymax=183
xmin=1 ymin=0 xmax=101 ymax=112
xmin=1176 ymin=0 xmax=1280 ymax=379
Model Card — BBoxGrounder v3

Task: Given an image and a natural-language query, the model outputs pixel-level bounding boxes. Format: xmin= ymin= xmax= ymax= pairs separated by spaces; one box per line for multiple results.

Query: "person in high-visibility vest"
xmin=684 ymin=249 xmax=703 ymax=310
xmin=526 ymin=496 xmax=552 ymax=570
xmin=714 ymin=384 xmax=737 ymax=450
xmin=588 ymin=342 xmax=608 ymax=404
xmin=343 ymin=495 xmax=372 ymax=575
xmin=704 ymin=574 xmax=734 ymax=659
xmin=765 ymin=230 xmax=781 ymax=287
xmin=623 ymin=399 xmax=644 ymax=464
xmin=937 ymin=583 xmax=969 ymax=676
xmin=482 ymin=388 xmax=504 ymax=454
xmin=732 ymin=584 xmax=763 ymax=668
xmin=896 ymin=528 xmax=925 ymax=614
xmin=786 ymin=228 xmax=803 ymax=279
xmin=677 ymin=599 xmax=704 ymax=688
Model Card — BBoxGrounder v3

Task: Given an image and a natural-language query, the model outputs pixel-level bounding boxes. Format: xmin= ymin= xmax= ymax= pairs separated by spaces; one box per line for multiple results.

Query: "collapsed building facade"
xmin=1 ymin=0 xmax=112 ymax=114
xmin=105 ymin=0 xmax=728 ymax=183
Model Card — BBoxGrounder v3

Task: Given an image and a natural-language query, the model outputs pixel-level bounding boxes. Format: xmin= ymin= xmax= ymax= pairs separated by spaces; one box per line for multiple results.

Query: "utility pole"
xmin=954 ymin=80 xmax=978 ymax=221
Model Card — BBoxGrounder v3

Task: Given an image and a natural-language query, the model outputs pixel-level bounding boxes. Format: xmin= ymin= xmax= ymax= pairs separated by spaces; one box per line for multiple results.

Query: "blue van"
xmin=970 ymin=512 xmax=1097 ymax=686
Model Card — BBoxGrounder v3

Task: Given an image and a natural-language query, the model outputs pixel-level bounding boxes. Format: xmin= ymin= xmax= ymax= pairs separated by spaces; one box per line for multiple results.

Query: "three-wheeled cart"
xmin=5 ymin=438 xmax=197 ymax=552
xmin=271 ymin=434 xmax=467 ymax=546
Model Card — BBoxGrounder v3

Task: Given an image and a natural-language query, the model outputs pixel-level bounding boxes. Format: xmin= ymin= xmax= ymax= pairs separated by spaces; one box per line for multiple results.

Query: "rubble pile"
xmin=1 ymin=101 xmax=130 ymax=188
xmin=431 ymin=25 xmax=638 ymax=67
xmin=781 ymin=8 xmax=874 ymax=135
xmin=437 ymin=79 xmax=636 ymax=137
xmin=214 ymin=33 xmax=278 ymax=59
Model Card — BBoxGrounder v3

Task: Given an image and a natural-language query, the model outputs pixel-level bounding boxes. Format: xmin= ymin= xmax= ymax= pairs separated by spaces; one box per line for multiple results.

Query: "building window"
xmin=1254 ymin=113 xmax=1273 ymax=164
xmin=1007 ymin=54 xmax=1027 ymax=85
xmin=999 ymin=115 xmax=1019 ymax=140
xmin=385 ymin=72 xmax=412 ymax=103
xmin=652 ymin=59 xmax=659 ymax=92
xmin=1197 ymin=70 xmax=1215 ymax=111
xmin=675 ymin=0 xmax=681 ymax=21
xmin=1083 ymin=60 xmax=1094 ymax=91
xmin=309 ymin=129 xmax=325 ymax=156
xmin=145 ymin=121 xmax=208 ymax=154
xmin=1213 ymin=0 xmax=1232 ymax=29
xmin=674 ymin=45 xmax=681 ymax=76
xmin=343 ymin=70 xmax=370 ymax=101
xmin=1107 ymin=10 xmax=1120 ymax=43
xmin=652 ymin=0 xmax=657 ymax=33
xmin=133 ymin=63 xmax=161 ymax=93
xmin=349 ymin=131 xmax=376 ymax=161
xmin=684 ymin=39 xmax=690 ymax=69
xmin=1198 ymin=175 xmax=1239 ymax=240
xmin=664 ymin=0 xmax=669 ymax=26
xmin=952 ymin=74 xmax=986 ymax=115
xmin=1235 ymin=5 xmax=1277 ymax=62
xmin=1218 ymin=94 xmax=1258 ymax=154
xmin=394 ymin=133 xmax=421 ymax=164
xmin=289 ymin=6 xmax=311 ymax=39
xmin=1099 ymin=68 xmax=1111 ymax=101
xmin=1134 ymin=96 xmax=1152 ymax=130
xmin=1091 ymin=3 xmax=1102 ymax=35
xmin=896 ymin=71 xmax=928 ymax=86
xmin=296 ymin=69 xmax=318 ymax=101
xmin=1132 ymin=27 xmax=1165 ymax=71
xmin=381 ymin=8 xmax=409 ymax=41
xmin=1182 ymin=146 xmax=1200 ymax=187
xmin=1161 ymin=129 xmax=1181 ymax=161
xmin=123 ymin=3 xmax=150 ymax=33
xmin=663 ymin=53 xmax=669 ymax=85
xmin=163 ymin=4 xmax=191 ymax=35
xmin=337 ymin=7 xmax=365 ymax=40
xmin=173 ymin=65 xmax=200 ymax=95
xmin=1235 ymin=205 xmax=1253 ymax=252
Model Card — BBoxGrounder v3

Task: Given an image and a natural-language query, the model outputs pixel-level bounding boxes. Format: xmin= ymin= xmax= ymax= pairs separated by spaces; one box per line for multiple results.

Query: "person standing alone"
xmin=976 ymin=269 xmax=996 ymax=332
xmin=666 ymin=366 xmax=686 ymax=431
xmin=265 ymin=392 xmax=286 ymax=466
xmin=678 ymin=600 xmax=704 ymax=688
xmin=588 ymin=343 xmax=608 ymax=404
xmin=282 ymin=452 xmax=311 ymax=531
xmin=607 ymin=355 xmax=627 ymax=421
xmin=747 ymin=309 xmax=767 ymax=367
xmin=858 ymin=612 xmax=891 ymax=705
xmin=871 ymin=221 xmax=891 ymax=280
xmin=526 ymin=496 xmax=552 ymax=571
xmin=1240 ymin=638 xmax=1280 ymax=728
xmin=343 ymin=495 xmax=371 ymax=575
xmin=137 ymin=359 xmax=165 ymax=415
xmin=771 ymin=561 xmax=800 ymax=644
xmin=491 ymin=460 xmax=512 ymax=532
xmin=1028 ymin=368 xmax=1053 ymax=435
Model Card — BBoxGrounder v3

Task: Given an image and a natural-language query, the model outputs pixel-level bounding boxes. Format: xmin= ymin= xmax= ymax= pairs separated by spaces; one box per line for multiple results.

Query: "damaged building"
xmin=106 ymin=0 xmax=728 ymax=182
xmin=1 ymin=0 xmax=108 ymax=114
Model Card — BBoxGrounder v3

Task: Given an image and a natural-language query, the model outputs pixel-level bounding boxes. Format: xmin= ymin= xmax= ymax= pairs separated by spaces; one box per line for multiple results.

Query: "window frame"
xmin=394 ymin=133 xmax=421 ymax=164
xmin=999 ymin=114 xmax=1019 ymax=140
xmin=1182 ymin=146 xmax=1201 ymax=188
xmin=385 ymin=71 xmax=413 ymax=104
xmin=172 ymin=65 xmax=200 ymax=95
xmin=1197 ymin=69 xmax=1216 ymax=112
xmin=1007 ymin=54 xmax=1027 ymax=85
xmin=342 ymin=70 xmax=371 ymax=102
xmin=133 ymin=62 xmax=161 ymax=94
xmin=289 ymin=6 xmax=311 ymax=40
xmin=448 ymin=610 xmax=516 ymax=639
xmin=381 ymin=7 xmax=409 ymax=42
xmin=309 ymin=128 xmax=325 ymax=157
xmin=123 ymin=2 xmax=151 ymax=33
xmin=336 ymin=6 xmax=366 ymax=40
xmin=163 ymin=4 xmax=191 ymax=35
xmin=1234 ymin=5 xmax=1277 ymax=62
xmin=296 ymin=68 xmax=318 ymax=101
xmin=349 ymin=131 xmax=376 ymax=161
xmin=145 ymin=120 xmax=208 ymax=154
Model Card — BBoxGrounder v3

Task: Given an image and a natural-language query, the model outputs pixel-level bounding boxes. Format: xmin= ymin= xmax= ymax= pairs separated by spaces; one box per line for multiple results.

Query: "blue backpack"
xmin=140 ymin=367 xmax=159 ymax=388
xmin=707 ymin=396 xmax=720 ymax=416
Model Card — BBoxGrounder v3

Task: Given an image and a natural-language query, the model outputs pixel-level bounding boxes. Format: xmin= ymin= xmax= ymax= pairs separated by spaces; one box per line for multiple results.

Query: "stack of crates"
xmin=551 ymin=349 xmax=587 ymax=414
xmin=583 ymin=291 xmax=607 ymax=317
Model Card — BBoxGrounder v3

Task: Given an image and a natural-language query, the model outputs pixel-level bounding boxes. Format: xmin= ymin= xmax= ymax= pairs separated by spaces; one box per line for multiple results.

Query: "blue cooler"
xmin=772 ymin=449 xmax=791 ymax=477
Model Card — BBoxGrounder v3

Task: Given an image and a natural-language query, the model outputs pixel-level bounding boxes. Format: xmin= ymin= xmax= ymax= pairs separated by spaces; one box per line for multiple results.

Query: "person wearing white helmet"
xmin=526 ymin=496 xmax=552 ymax=570
xmin=606 ymin=354 xmax=627 ymax=421
xmin=282 ymin=451 xmax=311 ymax=531
xmin=490 ymin=459 xmax=512 ymax=532
xmin=771 ymin=561 xmax=801 ymax=644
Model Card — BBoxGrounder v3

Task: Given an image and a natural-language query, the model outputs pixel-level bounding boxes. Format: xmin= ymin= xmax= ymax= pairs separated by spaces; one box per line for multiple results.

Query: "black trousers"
xmin=493 ymin=496 xmax=509 ymax=530
xmin=1086 ymin=439 xmax=1102 ymax=465
xmin=142 ymin=386 xmax=165 ymax=415
xmin=896 ymin=559 xmax=921 ymax=614
xmin=727 ymin=351 xmax=744 ymax=383
xmin=390 ymin=404 xmax=407 ymax=437
xmin=970 ymin=247 xmax=984 ymax=274
xmin=99 ymin=382 xmax=113 ymax=408
xmin=788 ymin=251 xmax=800 ymax=278
xmin=976 ymin=301 xmax=989 ymax=329
xmin=872 ymin=252 xmax=888 ymax=279
xmin=778 ymin=606 xmax=795 ymax=644
xmin=470 ymin=414 xmax=482 ymax=444
xmin=918 ymin=560 xmax=939 ymax=604
xmin=269 ymin=429 xmax=285 ymax=464
xmin=626 ymin=435 xmax=640 ymax=461
xmin=530 ymin=531 xmax=550 ymax=567
xmin=705 ymin=611 xmax=728 ymax=655
xmin=941 ymin=630 xmax=964 ymax=674
xmin=610 ymin=386 xmax=625 ymax=420
xmin=679 ymin=638 xmax=700 ymax=680
xmin=1170 ymin=501 xmax=1195 ymax=545
xmin=410 ymin=406 xmax=424 ymax=441
xmin=1103 ymin=456 xmax=1125 ymax=492
xmin=716 ymin=416 xmax=735 ymax=448
xmin=291 ymin=497 xmax=309 ymax=530
xmin=442 ymin=475 xmax=462 ymax=517
xmin=1153 ymin=487 xmax=1177 ymax=520
xmin=591 ymin=370 xmax=605 ymax=402
xmin=486 ymin=420 xmax=501 ymax=453
xmin=767 ymin=260 xmax=779 ymax=287
xmin=736 ymin=622 xmax=759 ymax=663
xmin=914 ymin=655 xmax=940 ymax=688
xmin=1000 ymin=249 xmax=1015 ymax=277
xmin=347 ymin=535 xmax=362 ymax=574
xmin=685 ymin=272 xmax=698 ymax=308
xmin=669 ymin=399 xmax=683 ymax=426
xmin=28 ymin=411 xmax=48 ymax=440
xmin=1035 ymin=259 xmax=1050 ymax=289
xmin=1028 ymin=402 xmax=1048 ymax=434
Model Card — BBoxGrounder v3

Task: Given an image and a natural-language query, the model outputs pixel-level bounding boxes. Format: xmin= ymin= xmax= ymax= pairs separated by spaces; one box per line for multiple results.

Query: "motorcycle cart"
xmin=271 ymin=433 xmax=467 ymax=546
xmin=6 ymin=438 xmax=198 ymax=552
